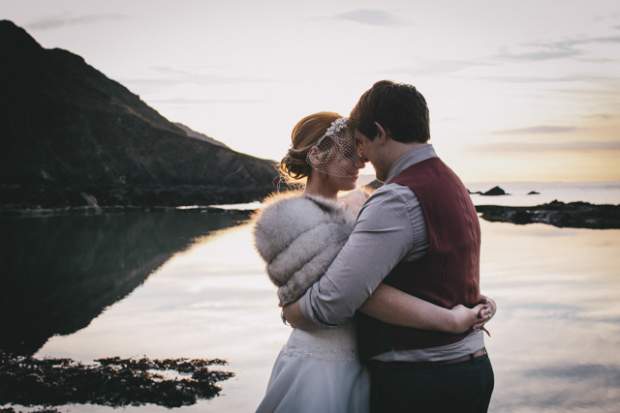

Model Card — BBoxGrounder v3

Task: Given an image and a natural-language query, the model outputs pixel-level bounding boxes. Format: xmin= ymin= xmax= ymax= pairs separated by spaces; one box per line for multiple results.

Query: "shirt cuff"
xmin=299 ymin=287 xmax=336 ymax=329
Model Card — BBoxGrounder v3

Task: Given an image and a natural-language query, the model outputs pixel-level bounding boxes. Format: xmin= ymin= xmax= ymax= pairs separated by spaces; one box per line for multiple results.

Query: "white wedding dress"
xmin=253 ymin=191 xmax=371 ymax=412
xmin=256 ymin=321 xmax=370 ymax=413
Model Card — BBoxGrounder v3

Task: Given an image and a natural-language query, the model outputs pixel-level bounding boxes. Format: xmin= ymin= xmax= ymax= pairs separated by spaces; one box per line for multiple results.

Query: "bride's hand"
xmin=472 ymin=294 xmax=497 ymax=333
xmin=477 ymin=294 xmax=497 ymax=318
xmin=449 ymin=303 xmax=493 ymax=334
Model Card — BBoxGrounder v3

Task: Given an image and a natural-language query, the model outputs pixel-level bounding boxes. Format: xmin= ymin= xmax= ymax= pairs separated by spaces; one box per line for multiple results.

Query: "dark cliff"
xmin=0 ymin=20 xmax=277 ymax=208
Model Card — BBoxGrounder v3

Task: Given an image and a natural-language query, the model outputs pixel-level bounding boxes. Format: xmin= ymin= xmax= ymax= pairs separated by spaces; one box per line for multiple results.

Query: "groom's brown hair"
xmin=349 ymin=80 xmax=430 ymax=143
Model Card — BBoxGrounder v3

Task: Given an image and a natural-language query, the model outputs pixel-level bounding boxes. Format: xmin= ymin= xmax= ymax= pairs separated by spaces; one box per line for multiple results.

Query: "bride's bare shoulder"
xmin=337 ymin=189 xmax=370 ymax=216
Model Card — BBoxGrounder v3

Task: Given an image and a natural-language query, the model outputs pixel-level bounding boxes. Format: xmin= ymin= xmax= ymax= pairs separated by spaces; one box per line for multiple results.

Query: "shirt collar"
xmin=385 ymin=143 xmax=437 ymax=183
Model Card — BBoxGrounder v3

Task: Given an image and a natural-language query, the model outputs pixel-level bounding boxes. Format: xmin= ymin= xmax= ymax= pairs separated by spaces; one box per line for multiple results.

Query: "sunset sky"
xmin=5 ymin=0 xmax=620 ymax=182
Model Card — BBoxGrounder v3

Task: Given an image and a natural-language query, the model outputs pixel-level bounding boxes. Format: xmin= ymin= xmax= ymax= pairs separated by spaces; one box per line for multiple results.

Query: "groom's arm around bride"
xmin=284 ymin=80 xmax=494 ymax=413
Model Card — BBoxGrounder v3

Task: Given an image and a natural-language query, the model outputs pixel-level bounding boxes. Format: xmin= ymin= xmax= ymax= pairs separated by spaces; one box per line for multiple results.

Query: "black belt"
xmin=371 ymin=348 xmax=488 ymax=367
xmin=433 ymin=347 xmax=487 ymax=365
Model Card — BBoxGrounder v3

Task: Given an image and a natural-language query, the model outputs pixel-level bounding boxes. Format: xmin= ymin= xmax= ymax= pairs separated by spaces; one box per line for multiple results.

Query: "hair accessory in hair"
xmin=306 ymin=117 xmax=359 ymax=177
xmin=273 ymin=175 xmax=283 ymax=192
xmin=323 ymin=117 xmax=348 ymax=140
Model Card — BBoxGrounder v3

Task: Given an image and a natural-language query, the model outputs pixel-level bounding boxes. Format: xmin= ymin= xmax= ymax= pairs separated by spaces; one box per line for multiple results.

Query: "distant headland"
xmin=0 ymin=20 xmax=278 ymax=211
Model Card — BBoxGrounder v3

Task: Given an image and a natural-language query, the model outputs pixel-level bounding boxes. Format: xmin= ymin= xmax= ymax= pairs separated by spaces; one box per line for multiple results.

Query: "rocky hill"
xmin=173 ymin=122 xmax=229 ymax=148
xmin=0 ymin=20 xmax=277 ymax=209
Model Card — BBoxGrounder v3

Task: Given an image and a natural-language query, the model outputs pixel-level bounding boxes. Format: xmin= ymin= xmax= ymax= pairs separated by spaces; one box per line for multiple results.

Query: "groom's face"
xmin=355 ymin=130 xmax=387 ymax=180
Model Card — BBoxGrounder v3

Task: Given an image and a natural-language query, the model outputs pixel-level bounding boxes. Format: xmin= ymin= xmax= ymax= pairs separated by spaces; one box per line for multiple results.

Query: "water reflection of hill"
xmin=0 ymin=210 xmax=249 ymax=355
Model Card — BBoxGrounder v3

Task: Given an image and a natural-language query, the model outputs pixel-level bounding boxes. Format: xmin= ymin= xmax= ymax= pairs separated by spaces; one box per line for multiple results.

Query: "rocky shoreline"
xmin=0 ymin=351 xmax=233 ymax=409
xmin=475 ymin=201 xmax=620 ymax=229
xmin=5 ymin=198 xmax=619 ymax=230
xmin=0 ymin=202 xmax=254 ymax=218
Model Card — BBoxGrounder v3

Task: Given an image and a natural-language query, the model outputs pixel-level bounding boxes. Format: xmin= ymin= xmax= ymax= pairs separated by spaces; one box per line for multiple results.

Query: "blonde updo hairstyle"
xmin=280 ymin=111 xmax=341 ymax=180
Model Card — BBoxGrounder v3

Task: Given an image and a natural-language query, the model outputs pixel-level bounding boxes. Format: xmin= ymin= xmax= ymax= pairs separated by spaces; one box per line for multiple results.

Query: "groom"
xmin=283 ymin=80 xmax=494 ymax=412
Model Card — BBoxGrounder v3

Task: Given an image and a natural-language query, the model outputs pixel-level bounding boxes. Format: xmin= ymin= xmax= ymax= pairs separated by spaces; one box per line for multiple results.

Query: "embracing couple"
xmin=253 ymin=80 xmax=495 ymax=413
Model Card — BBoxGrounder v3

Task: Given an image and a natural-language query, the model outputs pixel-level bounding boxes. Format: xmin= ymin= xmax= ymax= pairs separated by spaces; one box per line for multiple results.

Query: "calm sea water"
xmin=1 ymin=182 xmax=619 ymax=412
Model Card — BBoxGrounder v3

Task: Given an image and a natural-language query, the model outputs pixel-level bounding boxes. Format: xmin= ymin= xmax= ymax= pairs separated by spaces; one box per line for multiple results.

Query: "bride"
xmin=253 ymin=112 xmax=494 ymax=412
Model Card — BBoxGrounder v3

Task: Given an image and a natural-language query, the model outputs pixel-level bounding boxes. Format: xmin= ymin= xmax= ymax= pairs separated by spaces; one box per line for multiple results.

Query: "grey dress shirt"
xmin=299 ymin=143 xmax=483 ymax=361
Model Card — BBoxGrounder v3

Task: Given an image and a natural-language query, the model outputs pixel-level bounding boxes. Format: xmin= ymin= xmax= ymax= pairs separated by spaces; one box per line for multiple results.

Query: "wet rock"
xmin=80 ymin=192 xmax=100 ymax=209
xmin=476 ymin=201 xmax=620 ymax=229
xmin=0 ymin=351 xmax=233 ymax=409
xmin=527 ymin=190 xmax=540 ymax=195
xmin=480 ymin=186 xmax=509 ymax=196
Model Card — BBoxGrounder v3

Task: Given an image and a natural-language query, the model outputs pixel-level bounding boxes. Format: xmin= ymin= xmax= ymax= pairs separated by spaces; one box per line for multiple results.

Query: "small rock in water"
xmin=481 ymin=186 xmax=509 ymax=196
xmin=80 ymin=192 xmax=101 ymax=209
xmin=527 ymin=190 xmax=540 ymax=195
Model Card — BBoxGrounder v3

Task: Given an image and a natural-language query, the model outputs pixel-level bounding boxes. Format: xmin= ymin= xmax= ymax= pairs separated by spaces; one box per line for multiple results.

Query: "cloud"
xmin=333 ymin=9 xmax=405 ymax=26
xmin=25 ymin=13 xmax=128 ymax=30
xmin=550 ymin=87 xmax=620 ymax=97
xmin=493 ymin=126 xmax=578 ymax=135
xmin=476 ymin=140 xmax=620 ymax=153
xmin=577 ymin=57 xmax=616 ymax=63
xmin=385 ymin=59 xmax=495 ymax=76
xmin=121 ymin=66 xmax=275 ymax=89
xmin=496 ymin=45 xmax=582 ymax=61
xmin=477 ymin=74 xmax=615 ymax=84
xmin=568 ymin=34 xmax=620 ymax=45
xmin=583 ymin=113 xmax=615 ymax=120
xmin=149 ymin=98 xmax=262 ymax=105
xmin=496 ymin=35 xmax=620 ymax=62
xmin=150 ymin=66 xmax=273 ymax=84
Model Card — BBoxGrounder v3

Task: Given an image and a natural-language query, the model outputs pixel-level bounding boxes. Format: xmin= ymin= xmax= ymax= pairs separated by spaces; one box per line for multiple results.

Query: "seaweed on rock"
xmin=0 ymin=351 xmax=234 ymax=408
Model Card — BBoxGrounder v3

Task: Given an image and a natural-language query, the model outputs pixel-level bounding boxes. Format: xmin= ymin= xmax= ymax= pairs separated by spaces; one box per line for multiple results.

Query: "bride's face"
xmin=324 ymin=145 xmax=365 ymax=191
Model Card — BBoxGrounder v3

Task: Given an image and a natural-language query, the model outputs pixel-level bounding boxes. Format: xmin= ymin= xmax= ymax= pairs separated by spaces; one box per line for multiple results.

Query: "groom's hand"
xmin=282 ymin=301 xmax=317 ymax=331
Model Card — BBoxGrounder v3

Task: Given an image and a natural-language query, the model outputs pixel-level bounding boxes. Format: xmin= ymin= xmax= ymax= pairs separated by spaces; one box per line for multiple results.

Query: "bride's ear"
xmin=307 ymin=146 xmax=325 ymax=165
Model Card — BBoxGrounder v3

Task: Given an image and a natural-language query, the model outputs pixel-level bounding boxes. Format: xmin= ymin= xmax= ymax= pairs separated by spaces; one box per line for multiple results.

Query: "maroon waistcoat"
xmin=356 ymin=157 xmax=481 ymax=361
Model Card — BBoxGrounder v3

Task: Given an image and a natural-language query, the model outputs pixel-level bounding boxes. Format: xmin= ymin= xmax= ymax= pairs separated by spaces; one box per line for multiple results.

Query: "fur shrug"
xmin=252 ymin=192 xmax=357 ymax=306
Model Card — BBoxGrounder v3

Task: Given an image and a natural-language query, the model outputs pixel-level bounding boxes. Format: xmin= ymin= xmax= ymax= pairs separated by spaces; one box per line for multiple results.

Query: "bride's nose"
xmin=355 ymin=156 xmax=366 ymax=169
xmin=355 ymin=146 xmax=368 ymax=166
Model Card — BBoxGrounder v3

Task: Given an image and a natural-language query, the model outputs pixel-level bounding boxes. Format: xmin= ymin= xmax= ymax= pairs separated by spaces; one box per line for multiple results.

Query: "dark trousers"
xmin=368 ymin=354 xmax=494 ymax=413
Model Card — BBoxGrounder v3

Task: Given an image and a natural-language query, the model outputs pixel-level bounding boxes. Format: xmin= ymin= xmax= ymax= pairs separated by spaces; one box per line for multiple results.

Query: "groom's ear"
xmin=374 ymin=121 xmax=388 ymax=144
